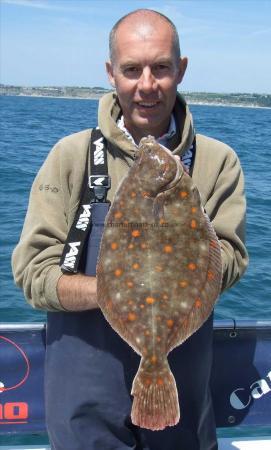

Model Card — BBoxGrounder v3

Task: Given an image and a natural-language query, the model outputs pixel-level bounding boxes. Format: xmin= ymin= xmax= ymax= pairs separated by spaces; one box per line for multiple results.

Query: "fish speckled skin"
xmin=96 ymin=136 xmax=222 ymax=431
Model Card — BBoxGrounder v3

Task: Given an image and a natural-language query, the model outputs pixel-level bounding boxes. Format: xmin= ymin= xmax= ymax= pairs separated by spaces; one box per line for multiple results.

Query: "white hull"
xmin=1 ymin=438 xmax=271 ymax=450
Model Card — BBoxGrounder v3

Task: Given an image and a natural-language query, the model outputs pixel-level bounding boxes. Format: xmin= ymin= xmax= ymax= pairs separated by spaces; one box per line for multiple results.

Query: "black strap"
xmin=60 ymin=128 xmax=110 ymax=273
xmin=89 ymin=128 xmax=111 ymax=201
xmin=181 ymin=137 xmax=196 ymax=176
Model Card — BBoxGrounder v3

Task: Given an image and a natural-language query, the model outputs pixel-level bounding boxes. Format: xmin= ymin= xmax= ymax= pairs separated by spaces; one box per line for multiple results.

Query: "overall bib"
xmin=45 ymin=204 xmax=218 ymax=450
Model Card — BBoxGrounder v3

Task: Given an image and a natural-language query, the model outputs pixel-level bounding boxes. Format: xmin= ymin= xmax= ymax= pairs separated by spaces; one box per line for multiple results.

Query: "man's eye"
xmin=124 ymin=67 xmax=140 ymax=76
xmin=153 ymin=64 xmax=170 ymax=74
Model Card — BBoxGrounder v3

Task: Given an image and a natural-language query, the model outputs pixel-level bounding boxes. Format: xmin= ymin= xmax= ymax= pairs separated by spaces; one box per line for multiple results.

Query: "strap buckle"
xmin=89 ymin=175 xmax=111 ymax=202
xmin=89 ymin=175 xmax=111 ymax=189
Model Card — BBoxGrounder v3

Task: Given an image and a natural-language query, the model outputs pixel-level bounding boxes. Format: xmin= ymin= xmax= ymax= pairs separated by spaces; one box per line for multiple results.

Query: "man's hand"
xmin=57 ymin=273 xmax=99 ymax=311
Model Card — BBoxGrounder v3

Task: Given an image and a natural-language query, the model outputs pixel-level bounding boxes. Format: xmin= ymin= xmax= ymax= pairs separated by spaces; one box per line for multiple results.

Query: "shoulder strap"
xmin=60 ymin=128 xmax=110 ymax=273
xmin=180 ymin=136 xmax=196 ymax=175
xmin=89 ymin=127 xmax=111 ymax=201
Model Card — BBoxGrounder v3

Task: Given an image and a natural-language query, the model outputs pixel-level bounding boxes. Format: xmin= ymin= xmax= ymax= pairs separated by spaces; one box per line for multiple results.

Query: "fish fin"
xmin=131 ymin=359 xmax=180 ymax=430
xmin=167 ymin=214 xmax=222 ymax=351
xmin=153 ymin=194 xmax=165 ymax=223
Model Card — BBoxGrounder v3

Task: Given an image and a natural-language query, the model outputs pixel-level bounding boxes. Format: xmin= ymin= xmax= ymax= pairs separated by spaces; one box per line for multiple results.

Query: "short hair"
xmin=109 ymin=9 xmax=181 ymax=64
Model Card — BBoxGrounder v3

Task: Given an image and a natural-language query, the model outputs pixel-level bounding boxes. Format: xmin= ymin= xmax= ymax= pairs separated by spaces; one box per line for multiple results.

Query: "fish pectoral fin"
xmin=152 ymin=194 xmax=166 ymax=224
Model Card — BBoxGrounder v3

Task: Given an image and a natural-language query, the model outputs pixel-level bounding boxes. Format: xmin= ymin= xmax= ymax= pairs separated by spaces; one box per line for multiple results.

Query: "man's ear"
xmin=106 ymin=61 xmax=116 ymax=88
xmin=177 ymin=57 xmax=188 ymax=84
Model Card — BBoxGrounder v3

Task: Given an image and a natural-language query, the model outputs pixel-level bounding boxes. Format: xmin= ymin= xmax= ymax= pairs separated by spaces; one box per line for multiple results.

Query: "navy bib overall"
xmin=45 ymin=203 xmax=218 ymax=450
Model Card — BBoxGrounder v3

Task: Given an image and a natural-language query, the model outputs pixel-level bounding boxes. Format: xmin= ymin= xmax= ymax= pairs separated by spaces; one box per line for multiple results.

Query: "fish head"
xmin=136 ymin=136 xmax=178 ymax=195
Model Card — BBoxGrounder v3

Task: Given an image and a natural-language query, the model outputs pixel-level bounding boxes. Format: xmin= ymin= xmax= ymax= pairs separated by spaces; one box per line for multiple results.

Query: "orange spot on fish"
xmin=111 ymin=242 xmax=118 ymax=250
xmin=141 ymin=191 xmax=150 ymax=198
xmin=127 ymin=281 xmax=134 ymax=288
xmin=163 ymin=245 xmax=173 ymax=253
xmin=144 ymin=377 xmax=152 ymax=386
xmin=156 ymin=336 xmax=161 ymax=342
xmin=128 ymin=243 xmax=134 ymax=250
xmin=191 ymin=206 xmax=197 ymax=213
xmin=128 ymin=299 xmax=134 ymax=305
xmin=179 ymin=280 xmax=188 ymax=288
xmin=130 ymin=191 xmax=137 ymax=198
xmin=191 ymin=219 xmax=197 ymax=229
xmin=144 ymin=330 xmax=150 ymax=336
xmin=132 ymin=230 xmax=141 ymax=237
xmin=114 ymin=211 xmax=123 ymax=219
xmin=159 ymin=218 xmax=166 ymax=225
xmin=114 ymin=268 xmax=123 ymax=277
xmin=162 ymin=294 xmax=169 ymax=300
xmin=150 ymin=355 xmax=157 ymax=364
xmin=188 ymin=263 xmax=197 ymax=271
xmin=155 ymin=265 xmax=163 ymax=272
xmin=132 ymin=262 xmax=140 ymax=269
xmin=141 ymin=242 xmax=147 ymax=249
xmin=140 ymin=304 xmax=145 ymax=309
xmin=208 ymin=270 xmax=215 ymax=280
xmin=127 ymin=312 xmax=137 ymax=321
xmin=195 ymin=298 xmax=202 ymax=308
xmin=157 ymin=377 xmax=164 ymax=386
xmin=179 ymin=191 xmax=188 ymax=198
xmin=166 ymin=319 xmax=174 ymax=328
xmin=146 ymin=296 xmax=155 ymax=304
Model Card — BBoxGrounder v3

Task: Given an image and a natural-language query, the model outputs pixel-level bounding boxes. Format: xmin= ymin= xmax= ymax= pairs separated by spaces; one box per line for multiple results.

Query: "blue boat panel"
xmin=0 ymin=321 xmax=270 ymax=435
xmin=211 ymin=324 xmax=271 ymax=427
xmin=0 ymin=328 xmax=46 ymax=435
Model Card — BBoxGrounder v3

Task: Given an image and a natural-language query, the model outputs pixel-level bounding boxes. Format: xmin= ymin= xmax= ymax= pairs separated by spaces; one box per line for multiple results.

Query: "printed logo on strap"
xmin=93 ymin=137 xmax=105 ymax=165
xmin=75 ymin=205 xmax=92 ymax=231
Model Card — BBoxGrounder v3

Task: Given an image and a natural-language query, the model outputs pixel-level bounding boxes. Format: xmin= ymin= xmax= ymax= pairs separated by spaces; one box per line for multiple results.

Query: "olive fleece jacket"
xmin=12 ymin=93 xmax=248 ymax=311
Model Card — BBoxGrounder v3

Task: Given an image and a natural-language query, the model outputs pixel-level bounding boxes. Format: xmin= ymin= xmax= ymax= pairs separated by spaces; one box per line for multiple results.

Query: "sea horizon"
xmin=1 ymin=93 xmax=270 ymax=110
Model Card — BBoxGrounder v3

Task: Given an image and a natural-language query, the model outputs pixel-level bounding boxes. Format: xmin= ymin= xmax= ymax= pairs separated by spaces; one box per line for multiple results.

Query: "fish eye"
xmin=144 ymin=146 xmax=152 ymax=154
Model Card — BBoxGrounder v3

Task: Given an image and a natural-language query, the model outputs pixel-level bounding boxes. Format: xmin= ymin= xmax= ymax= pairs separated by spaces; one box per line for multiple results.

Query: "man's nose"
xmin=138 ymin=67 xmax=157 ymax=93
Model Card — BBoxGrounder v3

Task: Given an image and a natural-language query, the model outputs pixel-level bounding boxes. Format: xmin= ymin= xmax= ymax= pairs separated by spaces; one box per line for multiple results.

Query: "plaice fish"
xmin=96 ymin=136 xmax=222 ymax=431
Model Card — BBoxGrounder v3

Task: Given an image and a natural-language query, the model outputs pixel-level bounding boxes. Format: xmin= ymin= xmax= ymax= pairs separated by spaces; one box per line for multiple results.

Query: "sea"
xmin=0 ymin=95 xmax=271 ymax=445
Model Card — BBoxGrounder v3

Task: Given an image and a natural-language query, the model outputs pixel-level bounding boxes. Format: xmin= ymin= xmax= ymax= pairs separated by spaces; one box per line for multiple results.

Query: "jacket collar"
xmin=98 ymin=91 xmax=195 ymax=160
xmin=116 ymin=114 xmax=176 ymax=148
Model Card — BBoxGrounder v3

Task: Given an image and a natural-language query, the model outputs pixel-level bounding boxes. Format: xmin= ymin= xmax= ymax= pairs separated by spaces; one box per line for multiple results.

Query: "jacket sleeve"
xmin=203 ymin=144 xmax=249 ymax=292
xmin=12 ymin=139 xmax=82 ymax=311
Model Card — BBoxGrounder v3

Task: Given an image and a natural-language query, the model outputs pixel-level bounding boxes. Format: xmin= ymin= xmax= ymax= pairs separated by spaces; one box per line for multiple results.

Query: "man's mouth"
xmin=136 ymin=101 xmax=160 ymax=109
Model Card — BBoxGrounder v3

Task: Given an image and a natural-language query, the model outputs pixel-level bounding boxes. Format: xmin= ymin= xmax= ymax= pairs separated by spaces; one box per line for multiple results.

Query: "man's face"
xmin=106 ymin=20 xmax=187 ymax=143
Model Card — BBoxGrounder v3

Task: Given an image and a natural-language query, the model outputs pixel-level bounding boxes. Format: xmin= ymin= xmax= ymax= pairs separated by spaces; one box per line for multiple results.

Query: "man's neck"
xmin=118 ymin=116 xmax=176 ymax=147
xmin=126 ymin=124 xmax=170 ymax=145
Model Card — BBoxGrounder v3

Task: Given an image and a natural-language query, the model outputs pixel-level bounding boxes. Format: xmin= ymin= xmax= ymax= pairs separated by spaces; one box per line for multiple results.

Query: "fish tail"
xmin=131 ymin=359 xmax=180 ymax=430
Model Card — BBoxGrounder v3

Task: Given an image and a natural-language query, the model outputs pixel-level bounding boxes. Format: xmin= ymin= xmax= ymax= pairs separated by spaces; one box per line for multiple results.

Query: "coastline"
xmin=188 ymin=101 xmax=271 ymax=110
xmin=1 ymin=93 xmax=270 ymax=109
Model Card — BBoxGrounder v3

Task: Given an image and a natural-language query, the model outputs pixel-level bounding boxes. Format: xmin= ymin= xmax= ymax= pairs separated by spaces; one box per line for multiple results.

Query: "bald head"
xmin=109 ymin=9 xmax=181 ymax=65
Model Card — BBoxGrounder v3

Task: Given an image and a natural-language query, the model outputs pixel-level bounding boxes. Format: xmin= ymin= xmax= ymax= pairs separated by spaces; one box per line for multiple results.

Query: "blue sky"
xmin=1 ymin=0 xmax=270 ymax=93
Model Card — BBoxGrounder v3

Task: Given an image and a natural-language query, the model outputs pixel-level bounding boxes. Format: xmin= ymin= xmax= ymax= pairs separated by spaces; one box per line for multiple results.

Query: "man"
xmin=12 ymin=9 xmax=248 ymax=450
